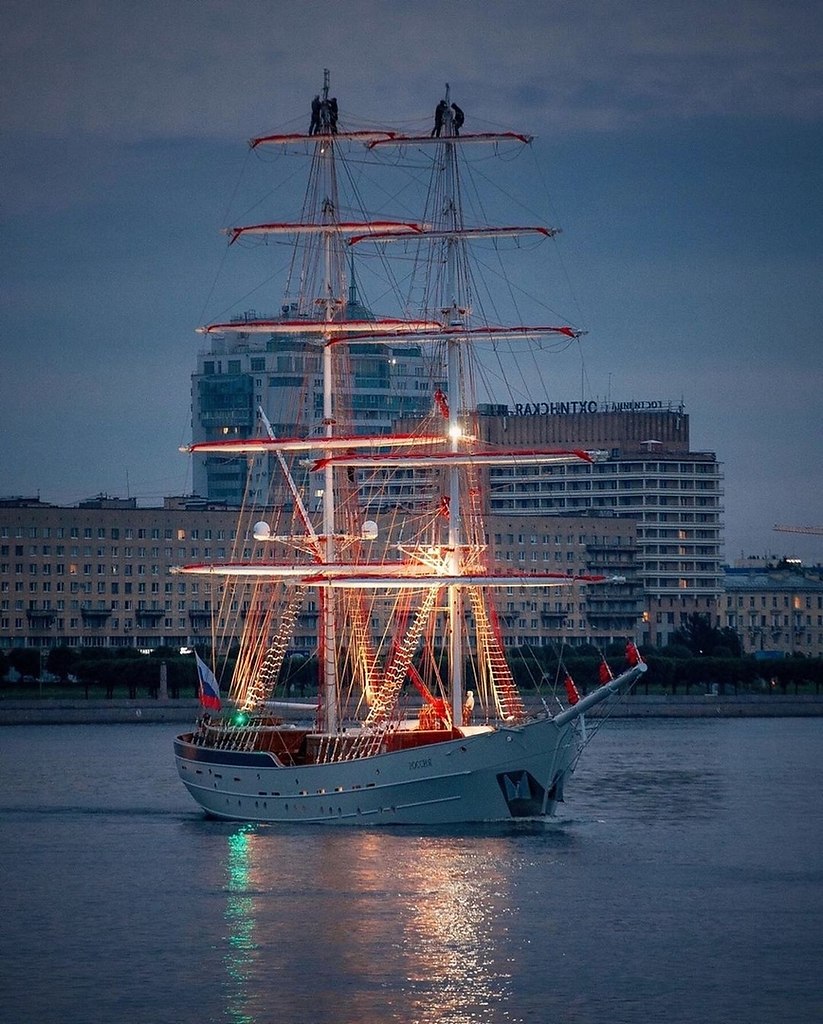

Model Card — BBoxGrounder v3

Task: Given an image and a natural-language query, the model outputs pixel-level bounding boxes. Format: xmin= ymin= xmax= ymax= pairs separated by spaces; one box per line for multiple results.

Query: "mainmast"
xmin=439 ymin=84 xmax=466 ymax=727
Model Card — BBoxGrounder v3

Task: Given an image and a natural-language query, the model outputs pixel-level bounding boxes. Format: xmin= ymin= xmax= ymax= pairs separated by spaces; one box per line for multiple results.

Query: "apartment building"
xmin=0 ymin=496 xmax=642 ymax=653
xmin=722 ymin=566 xmax=823 ymax=657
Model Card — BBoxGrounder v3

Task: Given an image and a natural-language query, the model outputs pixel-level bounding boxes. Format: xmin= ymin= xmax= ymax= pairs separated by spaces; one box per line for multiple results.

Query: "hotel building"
xmin=476 ymin=401 xmax=724 ymax=649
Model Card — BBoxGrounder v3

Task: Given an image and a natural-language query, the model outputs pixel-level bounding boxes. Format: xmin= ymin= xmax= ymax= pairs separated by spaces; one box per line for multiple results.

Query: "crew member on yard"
xmin=431 ymin=99 xmax=447 ymax=137
xmin=309 ymin=95 xmax=321 ymax=135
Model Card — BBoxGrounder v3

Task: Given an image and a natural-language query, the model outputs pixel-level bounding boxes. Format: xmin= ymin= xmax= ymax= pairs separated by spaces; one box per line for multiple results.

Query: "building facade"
xmin=0 ymin=496 xmax=244 ymax=652
xmin=476 ymin=402 xmax=724 ymax=648
xmin=483 ymin=511 xmax=643 ymax=649
xmin=0 ymin=497 xmax=642 ymax=654
xmin=1 ymin=401 xmax=725 ymax=655
xmin=721 ymin=566 xmax=823 ymax=658
xmin=192 ymin=294 xmax=438 ymax=505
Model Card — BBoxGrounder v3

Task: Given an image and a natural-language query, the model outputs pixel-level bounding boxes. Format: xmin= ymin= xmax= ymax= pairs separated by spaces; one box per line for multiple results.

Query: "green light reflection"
xmin=224 ymin=824 xmax=259 ymax=1024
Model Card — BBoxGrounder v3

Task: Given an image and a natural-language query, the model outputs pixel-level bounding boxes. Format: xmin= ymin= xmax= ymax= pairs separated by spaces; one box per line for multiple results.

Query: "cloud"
xmin=1 ymin=0 xmax=820 ymax=144
xmin=1 ymin=0 xmax=820 ymax=557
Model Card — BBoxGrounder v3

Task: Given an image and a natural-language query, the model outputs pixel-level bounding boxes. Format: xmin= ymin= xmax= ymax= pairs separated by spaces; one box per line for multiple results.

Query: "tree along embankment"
xmin=2 ymin=647 xmax=822 ymax=724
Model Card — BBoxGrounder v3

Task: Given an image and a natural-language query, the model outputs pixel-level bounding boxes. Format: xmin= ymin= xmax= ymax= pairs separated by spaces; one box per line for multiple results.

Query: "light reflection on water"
xmin=213 ymin=823 xmax=539 ymax=1023
xmin=224 ymin=826 xmax=258 ymax=1024
xmin=1 ymin=720 xmax=822 ymax=1024
xmin=391 ymin=840 xmax=507 ymax=1022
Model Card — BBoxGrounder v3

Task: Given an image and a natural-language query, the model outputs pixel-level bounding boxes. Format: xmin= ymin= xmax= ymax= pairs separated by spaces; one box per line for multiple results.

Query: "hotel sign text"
xmin=509 ymin=399 xmax=681 ymax=416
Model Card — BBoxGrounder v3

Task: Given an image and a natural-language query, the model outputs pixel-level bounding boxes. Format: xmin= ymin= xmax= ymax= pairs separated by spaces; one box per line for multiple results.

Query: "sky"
xmin=1 ymin=0 xmax=821 ymax=563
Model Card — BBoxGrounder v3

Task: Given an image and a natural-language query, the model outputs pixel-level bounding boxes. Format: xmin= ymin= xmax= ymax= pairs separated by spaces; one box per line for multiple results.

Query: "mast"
xmin=319 ymin=67 xmax=339 ymax=733
xmin=440 ymin=83 xmax=465 ymax=726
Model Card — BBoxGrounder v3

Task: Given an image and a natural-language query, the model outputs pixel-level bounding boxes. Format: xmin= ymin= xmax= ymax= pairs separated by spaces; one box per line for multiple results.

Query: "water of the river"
xmin=1 ymin=717 xmax=821 ymax=1024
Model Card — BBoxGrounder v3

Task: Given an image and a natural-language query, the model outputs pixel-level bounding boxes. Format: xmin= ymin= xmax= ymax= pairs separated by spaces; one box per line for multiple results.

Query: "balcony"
xmin=135 ymin=609 xmax=165 ymax=628
xmin=80 ymin=607 xmax=112 ymax=626
xmin=188 ymin=610 xmax=213 ymax=633
xmin=26 ymin=609 xmax=57 ymax=630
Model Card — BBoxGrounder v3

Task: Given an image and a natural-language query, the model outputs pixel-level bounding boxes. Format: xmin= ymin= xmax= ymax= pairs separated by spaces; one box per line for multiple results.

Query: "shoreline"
xmin=580 ymin=693 xmax=823 ymax=718
xmin=1 ymin=693 xmax=822 ymax=725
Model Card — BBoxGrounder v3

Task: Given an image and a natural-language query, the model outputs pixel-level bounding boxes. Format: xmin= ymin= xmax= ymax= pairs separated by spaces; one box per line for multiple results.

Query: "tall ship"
xmin=173 ymin=73 xmax=647 ymax=825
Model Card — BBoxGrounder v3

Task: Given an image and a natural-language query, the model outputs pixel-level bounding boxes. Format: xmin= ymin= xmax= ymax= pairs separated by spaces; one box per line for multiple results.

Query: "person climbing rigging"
xmin=309 ymin=95 xmax=321 ymax=135
xmin=431 ymin=99 xmax=448 ymax=137
xmin=451 ymin=103 xmax=464 ymax=135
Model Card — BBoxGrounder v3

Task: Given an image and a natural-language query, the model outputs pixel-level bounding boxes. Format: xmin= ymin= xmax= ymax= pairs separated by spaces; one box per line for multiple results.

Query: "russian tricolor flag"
xmin=195 ymin=652 xmax=221 ymax=710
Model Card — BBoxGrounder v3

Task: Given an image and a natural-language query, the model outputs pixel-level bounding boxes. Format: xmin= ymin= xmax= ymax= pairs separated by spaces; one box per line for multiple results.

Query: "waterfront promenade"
xmin=2 ymin=693 xmax=822 ymax=725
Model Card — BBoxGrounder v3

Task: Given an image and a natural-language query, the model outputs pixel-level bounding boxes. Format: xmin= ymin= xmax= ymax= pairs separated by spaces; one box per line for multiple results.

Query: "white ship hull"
xmin=174 ymin=665 xmax=645 ymax=825
xmin=175 ymin=718 xmax=574 ymax=825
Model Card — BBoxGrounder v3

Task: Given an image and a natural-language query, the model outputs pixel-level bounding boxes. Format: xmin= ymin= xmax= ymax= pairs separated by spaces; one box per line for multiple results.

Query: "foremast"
xmin=318 ymin=70 xmax=341 ymax=734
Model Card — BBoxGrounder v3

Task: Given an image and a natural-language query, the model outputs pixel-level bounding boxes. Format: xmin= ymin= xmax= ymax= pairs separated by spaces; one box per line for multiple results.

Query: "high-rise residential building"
xmin=191 ymin=286 xmax=438 ymax=505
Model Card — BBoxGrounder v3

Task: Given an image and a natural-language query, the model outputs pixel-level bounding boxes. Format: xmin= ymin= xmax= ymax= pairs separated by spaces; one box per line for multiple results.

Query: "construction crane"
xmin=773 ymin=525 xmax=823 ymax=536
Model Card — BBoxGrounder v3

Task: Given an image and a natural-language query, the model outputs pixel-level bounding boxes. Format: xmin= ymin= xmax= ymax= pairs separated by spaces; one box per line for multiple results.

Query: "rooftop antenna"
xmin=348 ymin=251 xmax=358 ymax=306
